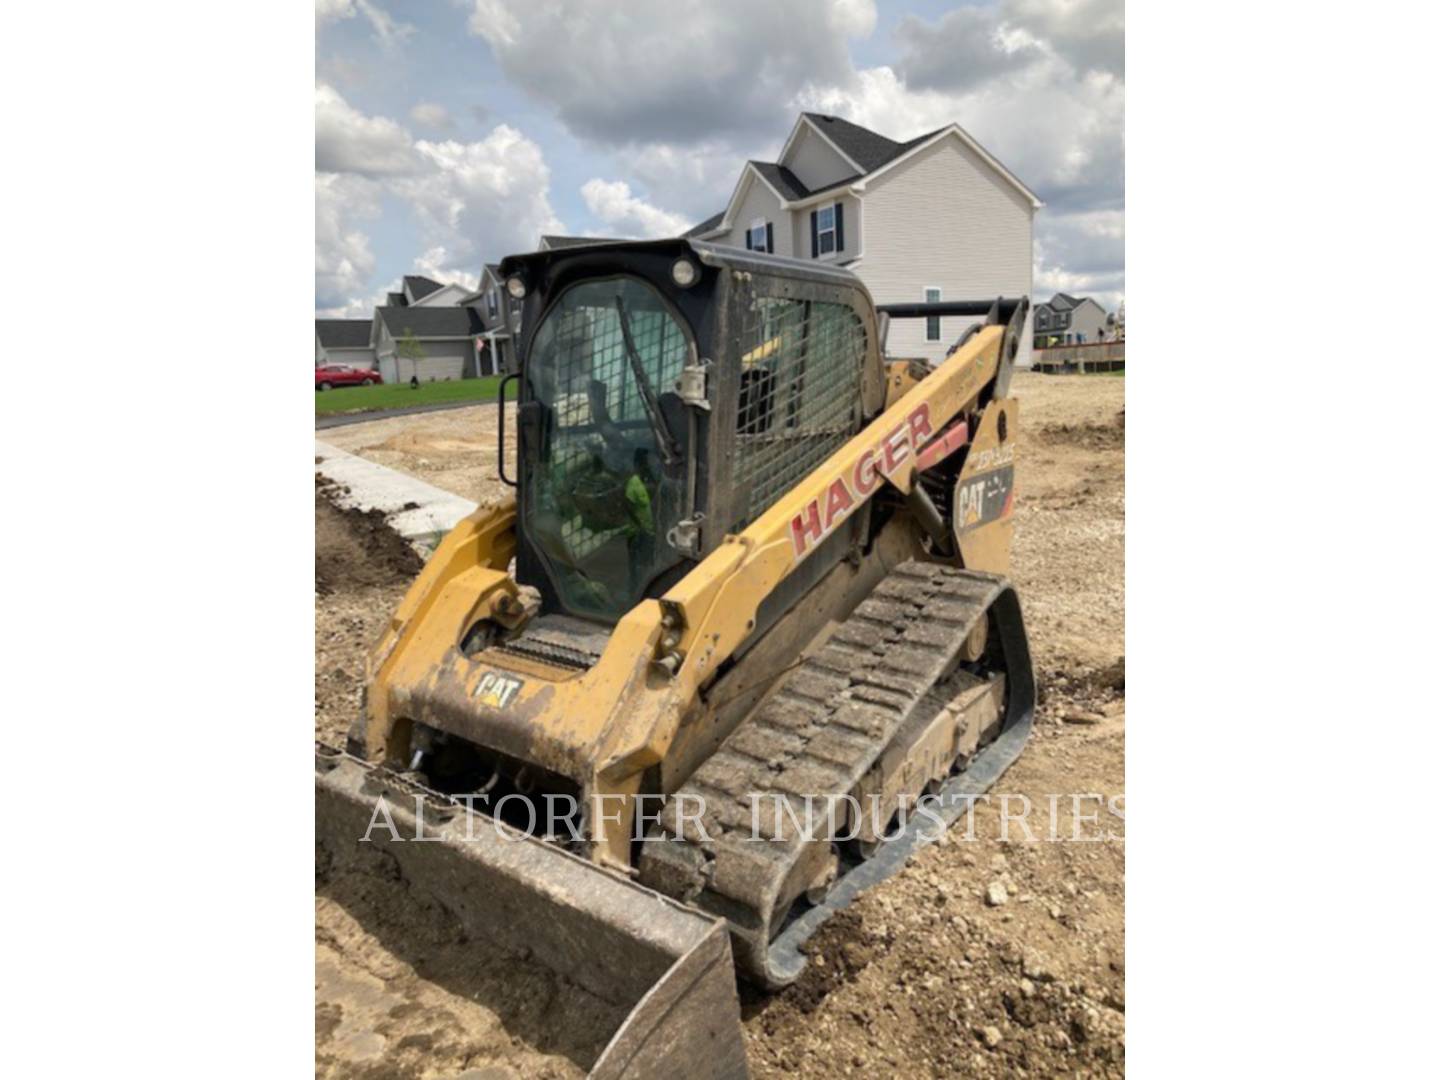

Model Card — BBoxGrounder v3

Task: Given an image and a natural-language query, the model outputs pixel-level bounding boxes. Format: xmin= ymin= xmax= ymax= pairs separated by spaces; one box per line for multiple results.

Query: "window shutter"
xmin=765 ymin=222 xmax=774 ymax=254
xmin=835 ymin=203 xmax=844 ymax=251
xmin=745 ymin=230 xmax=753 ymax=251
xmin=810 ymin=210 xmax=819 ymax=257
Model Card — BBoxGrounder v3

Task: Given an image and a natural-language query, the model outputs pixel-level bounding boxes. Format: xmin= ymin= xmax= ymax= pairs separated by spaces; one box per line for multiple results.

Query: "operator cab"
xmin=497 ymin=239 xmax=888 ymax=636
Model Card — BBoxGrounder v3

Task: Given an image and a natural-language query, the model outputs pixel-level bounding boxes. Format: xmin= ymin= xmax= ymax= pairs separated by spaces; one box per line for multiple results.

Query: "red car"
xmin=315 ymin=364 xmax=382 ymax=390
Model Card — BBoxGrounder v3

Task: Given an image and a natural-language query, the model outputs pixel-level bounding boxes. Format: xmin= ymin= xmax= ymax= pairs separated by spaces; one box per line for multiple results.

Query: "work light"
xmin=671 ymin=258 xmax=698 ymax=288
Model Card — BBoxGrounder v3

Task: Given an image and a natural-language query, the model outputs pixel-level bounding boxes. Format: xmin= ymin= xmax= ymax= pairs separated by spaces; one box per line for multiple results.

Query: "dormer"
xmin=777 ymin=115 xmax=863 ymax=192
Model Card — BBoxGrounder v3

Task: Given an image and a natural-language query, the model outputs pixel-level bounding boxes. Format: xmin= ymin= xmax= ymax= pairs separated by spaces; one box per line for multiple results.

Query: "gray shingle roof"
xmin=386 ymin=291 xmax=406 ymax=307
xmin=750 ymin=161 xmax=811 ymax=201
xmin=402 ymin=275 xmax=445 ymax=300
xmin=1037 ymin=295 xmax=1104 ymax=319
xmin=683 ymin=211 xmax=725 ymax=238
xmin=315 ymin=319 xmax=372 ymax=348
xmin=801 ymin=113 xmax=947 ymax=174
xmin=377 ymin=306 xmax=482 ymax=339
xmin=743 ymin=118 xmax=947 ymax=217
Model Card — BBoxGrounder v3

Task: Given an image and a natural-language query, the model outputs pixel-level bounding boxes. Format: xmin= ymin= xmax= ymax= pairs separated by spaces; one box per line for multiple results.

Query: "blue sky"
xmin=316 ymin=0 xmax=1124 ymax=316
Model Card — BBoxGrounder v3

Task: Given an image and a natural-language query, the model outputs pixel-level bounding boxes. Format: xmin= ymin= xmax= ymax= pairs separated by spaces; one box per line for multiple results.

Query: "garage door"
xmin=415 ymin=345 xmax=466 ymax=382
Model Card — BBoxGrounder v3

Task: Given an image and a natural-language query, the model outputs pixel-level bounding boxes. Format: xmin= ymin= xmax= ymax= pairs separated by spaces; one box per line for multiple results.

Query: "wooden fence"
xmin=1031 ymin=340 xmax=1125 ymax=374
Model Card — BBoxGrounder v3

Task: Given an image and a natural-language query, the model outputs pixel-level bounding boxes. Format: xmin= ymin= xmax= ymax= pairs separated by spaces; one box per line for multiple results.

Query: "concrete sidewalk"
xmin=315 ymin=440 xmax=478 ymax=554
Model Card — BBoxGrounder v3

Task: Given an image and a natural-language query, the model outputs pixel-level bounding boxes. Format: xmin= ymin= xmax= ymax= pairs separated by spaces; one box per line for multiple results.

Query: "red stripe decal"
xmin=915 ymin=420 xmax=970 ymax=472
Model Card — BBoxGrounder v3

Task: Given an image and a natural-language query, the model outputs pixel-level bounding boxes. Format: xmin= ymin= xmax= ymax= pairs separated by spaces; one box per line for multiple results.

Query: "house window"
xmin=925 ymin=287 xmax=941 ymax=341
xmin=816 ymin=204 xmax=836 ymax=255
xmin=746 ymin=221 xmax=769 ymax=253
xmin=487 ymin=289 xmax=497 ymax=318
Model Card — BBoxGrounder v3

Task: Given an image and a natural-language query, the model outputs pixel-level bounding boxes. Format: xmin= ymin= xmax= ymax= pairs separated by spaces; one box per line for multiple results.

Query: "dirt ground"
xmin=315 ymin=371 xmax=1125 ymax=1077
xmin=321 ymin=403 xmax=516 ymax=510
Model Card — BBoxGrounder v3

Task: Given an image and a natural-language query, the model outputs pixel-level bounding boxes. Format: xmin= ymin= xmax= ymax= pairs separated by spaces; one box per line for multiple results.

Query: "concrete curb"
xmin=316 ymin=440 xmax=478 ymax=555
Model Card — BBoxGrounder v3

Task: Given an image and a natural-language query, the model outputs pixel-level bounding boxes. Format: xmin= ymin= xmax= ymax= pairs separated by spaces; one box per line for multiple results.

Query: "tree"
xmin=397 ymin=328 xmax=426 ymax=387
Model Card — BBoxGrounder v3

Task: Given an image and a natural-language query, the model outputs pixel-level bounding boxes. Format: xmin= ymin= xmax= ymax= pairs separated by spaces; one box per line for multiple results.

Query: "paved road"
xmin=315 ymin=398 xmax=497 ymax=431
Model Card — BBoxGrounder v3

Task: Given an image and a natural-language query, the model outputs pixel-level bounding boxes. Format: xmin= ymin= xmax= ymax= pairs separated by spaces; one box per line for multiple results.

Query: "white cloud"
xmin=395 ymin=126 xmax=565 ymax=267
xmin=893 ymin=7 xmax=1044 ymax=93
xmin=316 ymin=87 xmax=565 ymax=312
xmin=315 ymin=82 xmax=416 ymax=176
xmin=356 ymin=1 xmax=413 ymax=49
xmin=316 ymin=1 xmax=414 ymax=49
xmin=412 ymin=248 xmax=480 ymax=293
xmin=580 ymin=179 xmax=691 ymax=239
xmin=465 ymin=0 xmax=873 ymax=146
xmin=409 ymin=102 xmax=452 ymax=130
xmin=315 ymin=0 xmax=354 ymax=24
xmin=1003 ymin=0 xmax=1124 ymax=77
xmin=315 ymin=287 xmax=391 ymax=321
xmin=315 ymin=172 xmax=382 ymax=311
xmin=829 ymin=0 xmax=878 ymax=39
xmin=619 ymin=139 xmax=773 ymax=222
xmin=1035 ymin=208 xmax=1125 ymax=312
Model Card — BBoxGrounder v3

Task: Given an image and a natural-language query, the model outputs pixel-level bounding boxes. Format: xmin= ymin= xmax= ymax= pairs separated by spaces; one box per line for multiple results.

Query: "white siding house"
xmin=689 ymin=113 xmax=1042 ymax=367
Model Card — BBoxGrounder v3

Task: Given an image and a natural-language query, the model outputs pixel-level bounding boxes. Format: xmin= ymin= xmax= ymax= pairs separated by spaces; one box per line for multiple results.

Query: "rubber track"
xmin=639 ymin=562 xmax=1025 ymax=987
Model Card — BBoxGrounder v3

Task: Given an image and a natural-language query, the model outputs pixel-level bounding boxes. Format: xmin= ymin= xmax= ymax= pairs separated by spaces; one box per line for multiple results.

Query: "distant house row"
xmin=314 ymin=237 xmax=624 ymax=382
xmin=1032 ymin=293 xmax=1120 ymax=349
xmin=316 ymin=273 xmax=483 ymax=382
xmin=320 ymin=111 xmax=1120 ymax=379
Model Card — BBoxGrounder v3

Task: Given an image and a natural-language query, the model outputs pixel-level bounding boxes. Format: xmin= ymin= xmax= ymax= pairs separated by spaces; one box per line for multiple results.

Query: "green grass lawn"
xmin=315 ymin=375 xmax=504 ymax=417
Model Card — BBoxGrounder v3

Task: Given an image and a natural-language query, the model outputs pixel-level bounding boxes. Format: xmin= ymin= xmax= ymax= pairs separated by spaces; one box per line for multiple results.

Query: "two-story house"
xmin=1033 ymin=293 xmax=1110 ymax=348
xmin=686 ymin=112 xmax=1043 ymax=365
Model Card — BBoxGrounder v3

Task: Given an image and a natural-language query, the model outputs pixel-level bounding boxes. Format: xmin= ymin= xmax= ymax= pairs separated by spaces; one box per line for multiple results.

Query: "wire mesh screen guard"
xmin=524 ymin=277 xmax=688 ymax=619
xmin=734 ymin=293 xmax=866 ymax=523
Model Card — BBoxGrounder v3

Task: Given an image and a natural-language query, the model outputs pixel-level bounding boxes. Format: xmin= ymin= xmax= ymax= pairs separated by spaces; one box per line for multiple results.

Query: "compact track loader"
xmin=317 ymin=239 xmax=1035 ymax=1078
